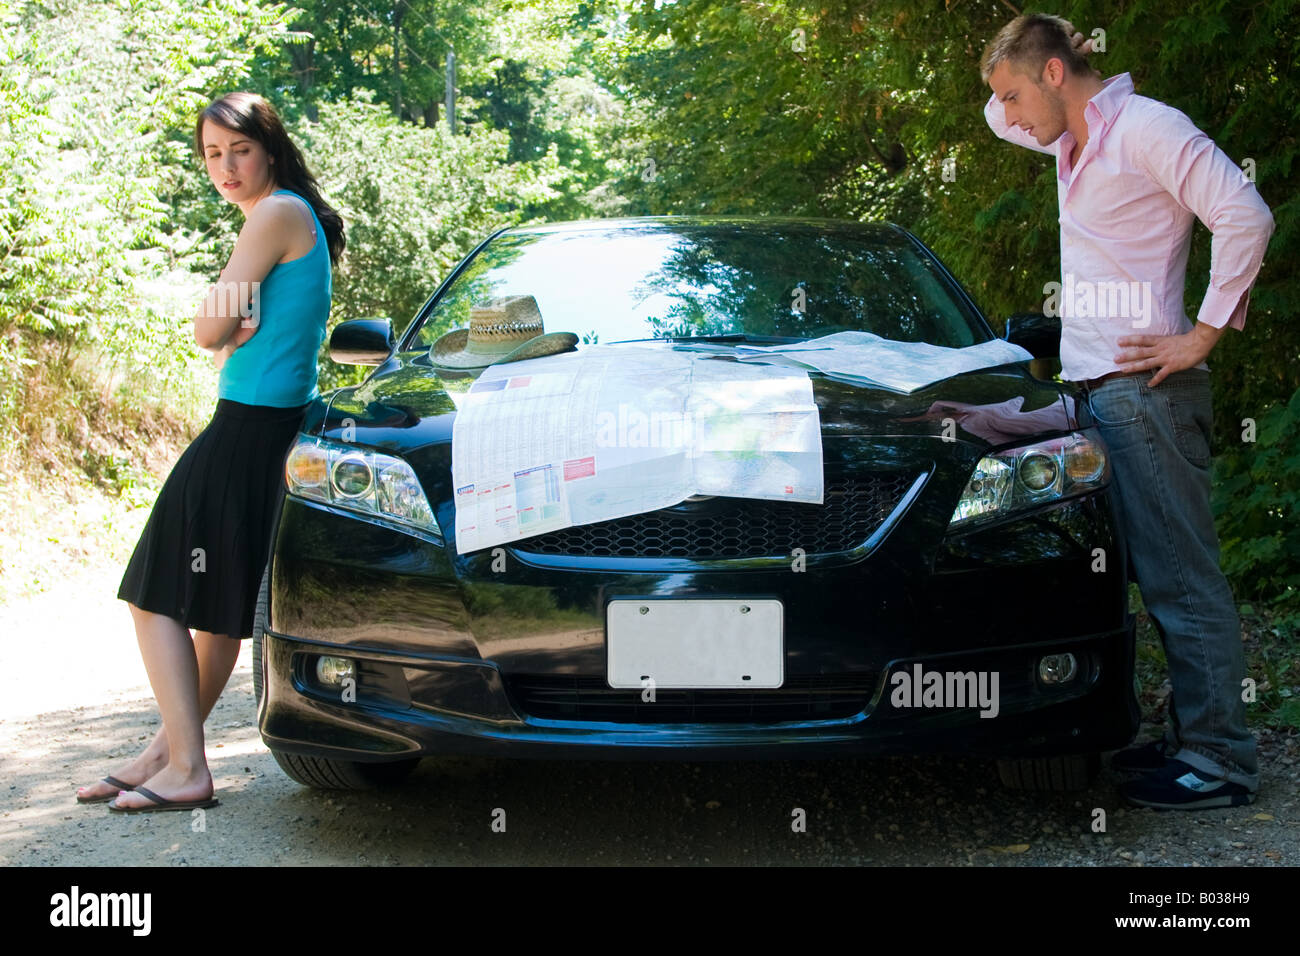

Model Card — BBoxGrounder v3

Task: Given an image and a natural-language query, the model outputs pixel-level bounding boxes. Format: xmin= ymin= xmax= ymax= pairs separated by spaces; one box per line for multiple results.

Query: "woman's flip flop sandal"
xmin=108 ymin=785 xmax=220 ymax=813
xmin=76 ymin=775 xmax=136 ymax=804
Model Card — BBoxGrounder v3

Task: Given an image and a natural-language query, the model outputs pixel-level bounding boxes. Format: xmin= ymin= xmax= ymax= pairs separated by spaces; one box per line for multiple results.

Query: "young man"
xmin=980 ymin=14 xmax=1274 ymax=809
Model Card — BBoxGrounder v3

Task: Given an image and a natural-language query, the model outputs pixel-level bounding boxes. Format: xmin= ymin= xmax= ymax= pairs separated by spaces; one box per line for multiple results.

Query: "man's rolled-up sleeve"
xmin=984 ymin=90 xmax=1056 ymax=155
xmin=1135 ymin=105 xmax=1275 ymax=331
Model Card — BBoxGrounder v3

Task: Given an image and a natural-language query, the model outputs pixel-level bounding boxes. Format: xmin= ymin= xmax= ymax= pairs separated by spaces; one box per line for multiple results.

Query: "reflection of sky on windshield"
xmin=412 ymin=223 xmax=986 ymax=351
xmin=482 ymin=231 xmax=686 ymax=343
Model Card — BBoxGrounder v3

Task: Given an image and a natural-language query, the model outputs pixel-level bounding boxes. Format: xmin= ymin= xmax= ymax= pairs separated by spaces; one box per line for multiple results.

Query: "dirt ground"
xmin=2 ymin=562 xmax=1296 ymax=867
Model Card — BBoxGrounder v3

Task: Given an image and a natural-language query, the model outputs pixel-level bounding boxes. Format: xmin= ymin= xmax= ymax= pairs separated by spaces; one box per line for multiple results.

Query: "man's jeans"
xmin=1076 ymin=367 xmax=1258 ymax=791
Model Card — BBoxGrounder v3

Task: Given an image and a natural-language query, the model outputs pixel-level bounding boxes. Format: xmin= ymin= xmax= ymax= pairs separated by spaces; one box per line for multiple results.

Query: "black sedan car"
xmin=253 ymin=217 xmax=1139 ymax=792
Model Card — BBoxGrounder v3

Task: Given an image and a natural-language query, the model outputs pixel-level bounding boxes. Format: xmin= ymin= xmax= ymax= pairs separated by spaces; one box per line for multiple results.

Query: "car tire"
xmin=996 ymin=753 xmax=1100 ymax=791
xmin=269 ymin=751 xmax=421 ymax=790
xmin=252 ymin=563 xmax=270 ymax=710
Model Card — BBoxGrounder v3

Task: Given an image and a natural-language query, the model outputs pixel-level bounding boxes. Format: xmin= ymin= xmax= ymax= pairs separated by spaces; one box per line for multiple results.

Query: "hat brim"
xmin=496 ymin=332 xmax=579 ymax=365
xmin=430 ymin=330 xmax=578 ymax=370
xmin=429 ymin=328 xmax=514 ymax=369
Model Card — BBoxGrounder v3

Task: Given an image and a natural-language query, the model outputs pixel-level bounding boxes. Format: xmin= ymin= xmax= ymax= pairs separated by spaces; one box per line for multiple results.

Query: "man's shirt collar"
xmin=1085 ymin=72 xmax=1134 ymax=131
xmin=1059 ymin=73 xmax=1134 ymax=183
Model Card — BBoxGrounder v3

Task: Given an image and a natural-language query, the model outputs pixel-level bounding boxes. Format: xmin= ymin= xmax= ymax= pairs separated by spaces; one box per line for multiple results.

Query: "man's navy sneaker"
xmin=1110 ymin=737 xmax=1177 ymax=774
xmin=1119 ymin=758 xmax=1257 ymax=810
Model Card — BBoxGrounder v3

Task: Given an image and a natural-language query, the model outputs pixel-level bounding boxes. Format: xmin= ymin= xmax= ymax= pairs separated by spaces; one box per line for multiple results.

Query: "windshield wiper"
xmin=613 ymin=334 xmax=807 ymax=345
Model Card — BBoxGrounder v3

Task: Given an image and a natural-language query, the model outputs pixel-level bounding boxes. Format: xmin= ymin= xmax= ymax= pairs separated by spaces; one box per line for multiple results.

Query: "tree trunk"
xmin=288 ymin=37 xmax=318 ymax=122
xmin=393 ymin=1 xmax=405 ymax=118
xmin=337 ymin=8 xmax=354 ymax=98
xmin=289 ymin=37 xmax=315 ymax=93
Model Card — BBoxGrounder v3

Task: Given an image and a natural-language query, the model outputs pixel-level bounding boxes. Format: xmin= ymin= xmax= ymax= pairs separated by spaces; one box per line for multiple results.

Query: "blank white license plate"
xmin=606 ymin=598 xmax=784 ymax=689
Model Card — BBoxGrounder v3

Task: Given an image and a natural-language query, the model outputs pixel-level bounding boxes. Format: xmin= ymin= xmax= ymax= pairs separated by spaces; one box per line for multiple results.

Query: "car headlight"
xmin=285 ymin=434 xmax=440 ymax=537
xmin=948 ymin=432 xmax=1109 ymax=530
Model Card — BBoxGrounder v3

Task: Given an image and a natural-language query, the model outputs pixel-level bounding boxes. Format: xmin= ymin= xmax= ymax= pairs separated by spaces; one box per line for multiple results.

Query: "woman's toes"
xmin=78 ymin=780 xmax=120 ymax=800
xmin=110 ymin=769 xmax=214 ymax=808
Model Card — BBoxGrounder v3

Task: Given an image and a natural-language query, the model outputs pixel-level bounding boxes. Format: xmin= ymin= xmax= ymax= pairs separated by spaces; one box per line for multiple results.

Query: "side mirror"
xmin=330 ymin=318 xmax=395 ymax=366
xmin=1004 ymin=312 xmax=1061 ymax=360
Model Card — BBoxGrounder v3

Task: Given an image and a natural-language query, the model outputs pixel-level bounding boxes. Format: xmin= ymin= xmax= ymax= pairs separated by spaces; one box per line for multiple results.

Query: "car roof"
xmin=499 ymin=216 xmax=913 ymax=240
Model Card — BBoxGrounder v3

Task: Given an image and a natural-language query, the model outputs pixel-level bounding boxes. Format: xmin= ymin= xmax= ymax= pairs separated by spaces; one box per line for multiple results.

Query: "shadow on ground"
xmin=3 ymin=670 xmax=1292 ymax=866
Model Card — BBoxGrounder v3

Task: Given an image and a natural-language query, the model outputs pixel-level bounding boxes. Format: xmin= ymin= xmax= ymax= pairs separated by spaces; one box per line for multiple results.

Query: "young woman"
xmin=75 ymin=92 xmax=344 ymax=812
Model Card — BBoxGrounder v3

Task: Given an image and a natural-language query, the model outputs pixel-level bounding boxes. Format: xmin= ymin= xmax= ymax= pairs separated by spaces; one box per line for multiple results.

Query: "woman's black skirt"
xmin=117 ymin=398 xmax=310 ymax=639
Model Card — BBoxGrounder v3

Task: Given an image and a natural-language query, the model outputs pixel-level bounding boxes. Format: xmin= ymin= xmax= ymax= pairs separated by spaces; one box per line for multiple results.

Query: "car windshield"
xmin=407 ymin=221 xmax=989 ymax=350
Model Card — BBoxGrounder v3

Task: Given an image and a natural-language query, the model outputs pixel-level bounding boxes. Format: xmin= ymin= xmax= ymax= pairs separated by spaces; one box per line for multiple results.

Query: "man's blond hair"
xmin=980 ymin=13 xmax=1099 ymax=84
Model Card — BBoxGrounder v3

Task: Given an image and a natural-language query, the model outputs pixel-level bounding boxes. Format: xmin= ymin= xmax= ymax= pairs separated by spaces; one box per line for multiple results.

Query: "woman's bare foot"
xmin=83 ymin=626 xmax=239 ymax=804
xmin=109 ymin=763 xmax=214 ymax=809
xmin=75 ymin=738 xmax=169 ymax=802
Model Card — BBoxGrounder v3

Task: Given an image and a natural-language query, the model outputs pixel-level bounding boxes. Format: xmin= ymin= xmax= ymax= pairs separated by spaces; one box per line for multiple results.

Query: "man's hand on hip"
xmin=1115 ymin=323 xmax=1225 ymax=387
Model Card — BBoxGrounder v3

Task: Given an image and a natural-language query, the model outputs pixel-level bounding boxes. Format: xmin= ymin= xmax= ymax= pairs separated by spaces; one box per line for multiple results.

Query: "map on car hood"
xmin=450 ymin=344 xmax=824 ymax=554
xmin=729 ymin=331 xmax=1034 ymax=392
xmin=449 ymin=332 xmax=1034 ymax=553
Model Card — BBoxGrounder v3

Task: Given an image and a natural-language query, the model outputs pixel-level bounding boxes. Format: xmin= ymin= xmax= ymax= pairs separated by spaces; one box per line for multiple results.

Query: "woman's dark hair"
xmin=194 ymin=92 xmax=345 ymax=266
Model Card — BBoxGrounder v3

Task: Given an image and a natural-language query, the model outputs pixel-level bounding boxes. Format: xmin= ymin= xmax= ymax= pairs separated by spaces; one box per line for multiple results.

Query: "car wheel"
xmin=996 ymin=753 xmax=1100 ymax=791
xmin=269 ymin=750 xmax=421 ymax=790
xmin=252 ymin=563 xmax=270 ymax=710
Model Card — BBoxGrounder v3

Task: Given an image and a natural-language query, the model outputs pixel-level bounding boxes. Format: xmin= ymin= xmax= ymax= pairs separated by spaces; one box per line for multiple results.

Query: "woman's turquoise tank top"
xmin=218 ymin=188 xmax=332 ymax=407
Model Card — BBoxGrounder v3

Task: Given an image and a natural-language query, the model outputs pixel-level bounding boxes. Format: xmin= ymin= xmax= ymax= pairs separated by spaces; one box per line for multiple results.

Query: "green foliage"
xmin=1250 ymin=626 xmax=1300 ymax=730
xmin=0 ymin=0 xmax=304 ymax=470
xmin=2 ymin=0 xmax=1296 ymax=624
xmin=609 ymin=0 xmax=1300 ymax=637
xmin=0 ymin=0 xmax=601 ymax=427
xmin=1212 ymin=387 xmax=1300 ymax=629
xmin=293 ymin=89 xmax=568 ymax=392
xmin=0 ymin=330 xmax=31 ymax=457
xmin=1064 ymin=0 xmax=1299 ymax=473
xmin=80 ymin=448 xmax=157 ymax=508
xmin=262 ymin=0 xmax=503 ymax=125
xmin=0 ymin=0 xmax=299 ymax=341
xmin=608 ymin=0 xmax=1299 ymax=440
xmin=251 ymin=0 xmax=628 ymax=221
xmin=0 ymin=0 xmax=112 ymax=335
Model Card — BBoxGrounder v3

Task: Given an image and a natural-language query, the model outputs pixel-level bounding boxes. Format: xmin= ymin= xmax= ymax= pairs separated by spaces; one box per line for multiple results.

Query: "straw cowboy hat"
xmin=429 ymin=294 xmax=578 ymax=370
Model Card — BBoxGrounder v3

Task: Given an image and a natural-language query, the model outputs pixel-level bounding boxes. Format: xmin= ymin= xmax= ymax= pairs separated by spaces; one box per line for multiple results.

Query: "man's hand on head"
xmin=1059 ymin=19 xmax=1096 ymax=55
xmin=1114 ymin=324 xmax=1226 ymax=387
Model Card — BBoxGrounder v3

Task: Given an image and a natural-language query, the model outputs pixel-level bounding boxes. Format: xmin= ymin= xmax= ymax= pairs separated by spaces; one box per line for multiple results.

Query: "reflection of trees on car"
xmin=410 ymin=223 xmax=986 ymax=349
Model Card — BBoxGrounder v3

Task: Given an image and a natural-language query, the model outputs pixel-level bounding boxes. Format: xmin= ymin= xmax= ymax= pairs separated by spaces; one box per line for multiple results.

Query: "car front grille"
xmin=511 ymin=473 xmax=917 ymax=559
xmin=508 ymin=673 xmax=877 ymax=723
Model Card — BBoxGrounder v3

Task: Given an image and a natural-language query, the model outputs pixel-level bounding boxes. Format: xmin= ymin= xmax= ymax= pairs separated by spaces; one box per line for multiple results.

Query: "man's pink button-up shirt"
xmin=984 ymin=73 xmax=1274 ymax=382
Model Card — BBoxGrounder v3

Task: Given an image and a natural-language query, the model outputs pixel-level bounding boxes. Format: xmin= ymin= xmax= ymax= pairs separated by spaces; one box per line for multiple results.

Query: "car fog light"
xmin=316 ymin=656 xmax=356 ymax=687
xmin=1038 ymin=653 xmax=1078 ymax=685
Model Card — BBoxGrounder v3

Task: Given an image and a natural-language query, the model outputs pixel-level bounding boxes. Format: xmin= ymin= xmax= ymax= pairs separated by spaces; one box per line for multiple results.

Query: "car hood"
xmin=311 ymin=345 xmax=1077 ymax=455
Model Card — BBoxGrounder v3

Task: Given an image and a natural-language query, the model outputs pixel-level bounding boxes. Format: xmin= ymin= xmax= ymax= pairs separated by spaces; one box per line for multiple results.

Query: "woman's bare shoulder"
xmin=255 ymin=192 xmax=314 ymax=226
xmin=244 ymin=192 xmax=315 ymax=259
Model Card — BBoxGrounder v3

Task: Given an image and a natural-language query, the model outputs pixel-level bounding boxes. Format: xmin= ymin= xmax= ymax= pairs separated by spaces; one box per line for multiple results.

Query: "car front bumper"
xmin=259 ymin=620 xmax=1138 ymax=762
xmin=259 ymin=492 xmax=1139 ymax=763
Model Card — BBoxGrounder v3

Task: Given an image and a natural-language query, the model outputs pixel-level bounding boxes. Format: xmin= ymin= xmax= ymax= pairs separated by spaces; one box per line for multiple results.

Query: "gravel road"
xmin=2 ymin=567 xmax=1296 ymax=866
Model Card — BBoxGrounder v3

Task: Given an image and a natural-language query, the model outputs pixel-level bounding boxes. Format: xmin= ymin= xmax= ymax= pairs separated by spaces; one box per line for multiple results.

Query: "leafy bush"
xmin=0 ymin=0 xmax=303 ymax=468
xmin=293 ymin=90 xmax=567 ymax=393
xmin=1213 ymin=386 xmax=1300 ymax=632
